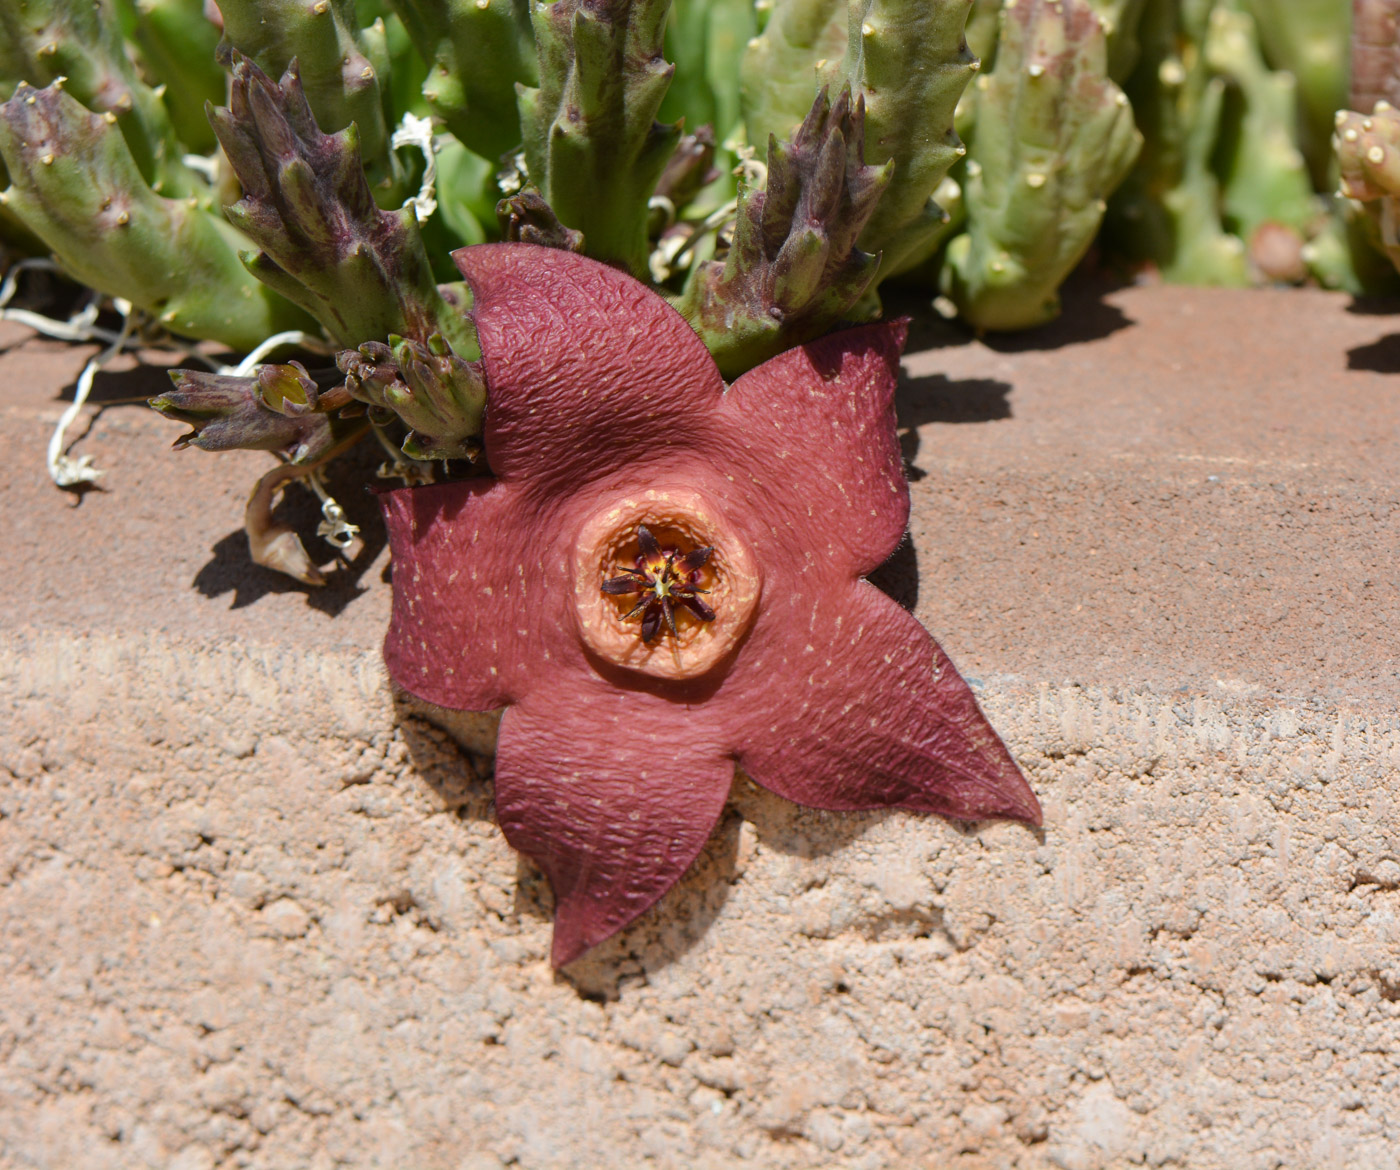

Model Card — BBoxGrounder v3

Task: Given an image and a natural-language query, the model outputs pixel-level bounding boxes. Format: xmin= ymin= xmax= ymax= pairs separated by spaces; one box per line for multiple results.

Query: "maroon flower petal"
xmin=452 ymin=244 xmax=727 ymax=486
xmin=718 ymin=321 xmax=911 ymax=577
xmin=380 ymin=479 xmax=574 ymax=710
xmin=727 ymin=582 xmax=1041 ymax=824
xmin=493 ymin=682 xmax=735 ymax=966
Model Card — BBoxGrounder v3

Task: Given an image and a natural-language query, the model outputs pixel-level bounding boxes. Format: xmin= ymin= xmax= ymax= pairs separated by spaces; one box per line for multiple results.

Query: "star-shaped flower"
xmin=381 ymin=244 xmax=1041 ymax=966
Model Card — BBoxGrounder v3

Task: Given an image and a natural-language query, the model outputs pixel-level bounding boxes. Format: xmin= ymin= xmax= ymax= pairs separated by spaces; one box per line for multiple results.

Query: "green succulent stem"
xmin=112 ymin=0 xmax=225 ymax=154
xmin=1240 ymin=0 xmax=1347 ymax=190
xmin=739 ymin=0 xmax=847 ymax=151
xmin=0 ymin=80 xmax=311 ymax=348
xmin=1104 ymin=0 xmax=1248 ymax=286
xmin=389 ymin=0 xmax=538 ymax=163
xmin=1206 ymin=4 xmax=1318 ymax=281
xmin=659 ymin=0 xmax=754 ymax=144
xmin=843 ymin=0 xmax=979 ymax=279
xmin=0 ymin=0 xmax=203 ymax=198
xmin=942 ymin=0 xmax=1141 ymax=331
xmin=518 ymin=0 xmax=681 ymax=277
xmin=740 ymin=1 xmax=979 ymax=285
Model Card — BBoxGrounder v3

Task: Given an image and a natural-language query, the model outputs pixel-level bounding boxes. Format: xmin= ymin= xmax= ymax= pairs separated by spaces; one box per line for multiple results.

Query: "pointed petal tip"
xmin=550 ymin=923 xmax=591 ymax=969
xmin=887 ymin=314 xmax=911 ymax=354
xmin=998 ymin=789 xmax=1043 ymax=828
xmin=949 ymin=766 xmax=1042 ymax=828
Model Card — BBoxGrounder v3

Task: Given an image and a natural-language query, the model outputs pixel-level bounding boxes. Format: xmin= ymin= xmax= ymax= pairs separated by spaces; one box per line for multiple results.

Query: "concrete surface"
xmin=1 ymin=280 xmax=1398 ymax=1169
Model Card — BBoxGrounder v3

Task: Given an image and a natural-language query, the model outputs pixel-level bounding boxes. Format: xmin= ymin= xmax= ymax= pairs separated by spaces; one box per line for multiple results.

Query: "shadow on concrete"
xmin=60 ymin=358 xmax=182 ymax=404
xmin=193 ymin=441 xmax=387 ymax=615
xmin=883 ymin=292 xmax=969 ymax=354
xmin=1346 ymin=334 xmax=1400 ymax=373
xmin=888 ymin=271 xmax=1135 ymax=355
xmin=559 ymin=778 xmax=902 ymax=1000
xmin=555 ymin=808 xmax=746 ymax=1001
xmin=894 ymin=373 xmax=1013 ymax=492
xmin=868 ymin=537 xmax=919 ymax=612
xmin=1342 ymin=294 xmax=1400 ymax=317
xmin=980 ymin=277 xmax=1135 ymax=352
xmin=36 ymin=361 xmax=181 ymax=503
xmin=899 ymin=372 xmax=1014 ymax=426
xmin=390 ymin=698 xmax=734 ymax=999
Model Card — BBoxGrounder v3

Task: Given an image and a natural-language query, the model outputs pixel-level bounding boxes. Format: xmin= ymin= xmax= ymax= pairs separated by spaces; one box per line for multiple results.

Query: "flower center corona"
xmin=601 ymin=524 xmax=715 ymax=643
xmin=571 ymin=487 xmax=761 ymax=681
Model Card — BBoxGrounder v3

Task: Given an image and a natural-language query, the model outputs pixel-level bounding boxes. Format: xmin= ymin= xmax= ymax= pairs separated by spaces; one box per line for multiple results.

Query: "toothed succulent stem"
xmin=963 ymin=0 xmax=1002 ymax=65
xmin=740 ymin=1 xmax=980 ymax=285
xmin=113 ymin=0 xmax=225 ymax=155
xmin=215 ymin=0 xmax=400 ymax=194
xmin=660 ymin=0 xmax=756 ymax=144
xmin=1239 ymin=0 xmax=1347 ymax=189
xmin=518 ymin=0 xmax=682 ymax=277
xmin=0 ymin=0 xmax=203 ymax=198
xmin=389 ymin=0 xmax=538 ymax=163
xmin=210 ymin=54 xmax=473 ymax=354
xmin=1205 ymin=4 xmax=1317 ymax=282
xmin=739 ymin=0 xmax=847 ymax=149
xmin=942 ymin=0 xmax=1141 ymax=331
xmin=842 ymin=0 xmax=979 ymax=279
xmin=675 ymin=84 xmax=891 ymax=378
xmin=1086 ymin=0 xmax=1149 ymax=83
xmin=0 ymin=80 xmax=312 ymax=348
xmin=1104 ymin=0 xmax=1248 ymax=286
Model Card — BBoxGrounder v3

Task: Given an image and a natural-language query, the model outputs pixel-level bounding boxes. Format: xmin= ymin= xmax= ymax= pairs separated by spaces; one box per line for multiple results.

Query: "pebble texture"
xmin=2 ymin=280 xmax=1399 ymax=1168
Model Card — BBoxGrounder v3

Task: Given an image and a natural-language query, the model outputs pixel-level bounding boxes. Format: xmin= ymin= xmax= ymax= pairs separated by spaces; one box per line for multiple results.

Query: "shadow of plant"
xmin=899 ymin=372 xmax=1014 ymax=426
xmin=893 ymin=374 xmax=1014 ymax=493
xmin=868 ymin=537 xmax=919 ymax=611
xmin=193 ymin=438 xmax=387 ymax=614
xmin=884 ymin=269 xmax=1135 ymax=355
xmin=61 ymin=356 xmax=191 ymax=404
xmin=1346 ymin=335 xmax=1400 ymax=373
xmin=980 ymin=275 xmax=1134 ymax=352
xmin=1343 ymin=294 xmax=1400 ymax=317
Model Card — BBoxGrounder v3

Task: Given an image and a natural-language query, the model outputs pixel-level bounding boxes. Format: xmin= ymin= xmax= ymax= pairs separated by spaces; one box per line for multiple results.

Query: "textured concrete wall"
xmin=2 ymin=284 xmax=1399 ymax=1169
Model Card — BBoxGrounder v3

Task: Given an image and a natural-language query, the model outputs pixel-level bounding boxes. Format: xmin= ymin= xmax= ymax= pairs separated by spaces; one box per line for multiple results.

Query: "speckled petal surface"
xmin=726 ymin=581 xmax=1042 ymax=824
xmin=452 ymin=244 xmax=727 ymax=487
xmin=493 ymin=678 xmax=735 ymax=967
xmin=381 ymin=478 xmax=571 ymax=711
xmin=717 ymin=321 xmax=912 ymax=578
